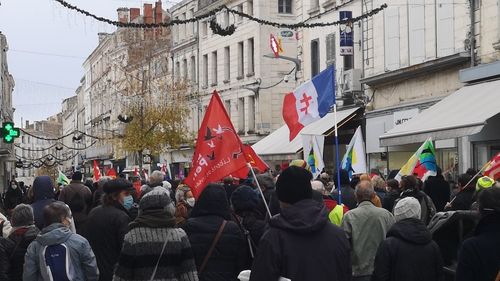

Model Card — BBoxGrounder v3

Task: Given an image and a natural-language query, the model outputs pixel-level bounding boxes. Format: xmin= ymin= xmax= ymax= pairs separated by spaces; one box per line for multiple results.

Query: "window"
xmin=225 ymin=100 xmax=231 ymax=114
xmin=384 ymin=7 xmax=400 ymax=70
xmin=182 ymin=58 xmax=188 ymax=80
xmin=203 ymin=54 xmax=208 ymax=87
xmin=180 ymin=13 xmax=186 ymax=40
xmin=310 ymin=0 xmax=319 ymax=10
xmin=190 ymin=56 xmax=196 ymax=83
xmin=188 ymin=9 xmax=195 ymax=36
xmin=310 ymin=39 xmax=320 ymax=77
xmin=436 ymin=0 xmax=454 ymax=57
xmin=248 ymin=96 xmax=255 ymax=132
xmin=201 ymin=21 xmax=208 ymax=37
xmin=325 ymin=33 xmax=336 ymax=66
xmin=236 ymin=4 xmax=243 ymax=22
xmin=247 ymin=38 xmax=255 ymax=75
xmin=237 ymin=42 xmax=244 ymax=78
xmin=238 ymin=98 xmax=245 ymax=132
xmin=224 ymin=46 xmax=230 ymax=82
xmin=175 ymin=61 xmax=180 ymax=80
xmin=247 ymin=1 xmax=253 ymax=16
xmin=278 ymin=0 xmax=292 ymax=14
xmin=211 ymin=51 xmax=218 ymax=85
xmin=174 ymin=17 xmax=179 ymax=42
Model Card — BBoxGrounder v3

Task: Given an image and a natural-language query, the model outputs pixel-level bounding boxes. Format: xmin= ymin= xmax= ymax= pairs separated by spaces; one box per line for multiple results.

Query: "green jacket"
xmin=341 ymin=201 xmax=395 ymax=277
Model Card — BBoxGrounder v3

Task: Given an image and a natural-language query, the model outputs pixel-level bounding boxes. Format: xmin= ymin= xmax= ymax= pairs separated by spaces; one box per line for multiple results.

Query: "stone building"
xmin=61 ymin=96 xmax=78 ymax=172
xmin=0 ymin=32 xmax=16 ymax=191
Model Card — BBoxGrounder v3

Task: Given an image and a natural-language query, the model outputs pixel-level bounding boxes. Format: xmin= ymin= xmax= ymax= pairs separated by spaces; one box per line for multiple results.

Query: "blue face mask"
xmin=122 ymin=195 xmax=134 ymax=210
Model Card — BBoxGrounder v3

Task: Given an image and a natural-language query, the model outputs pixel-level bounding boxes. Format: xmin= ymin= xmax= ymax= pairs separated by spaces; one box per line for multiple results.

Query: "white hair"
xmin=149 ymin=171 xmax=164 ymax=186
xmin=311 ymin=180 xmax=325 ymax=193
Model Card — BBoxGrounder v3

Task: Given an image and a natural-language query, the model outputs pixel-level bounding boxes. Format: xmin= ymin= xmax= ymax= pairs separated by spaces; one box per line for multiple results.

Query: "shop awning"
xmin=380 ymin=79 xmax=500 ymax=146
xmin=252 ymin=107 xmax=360 ymax=156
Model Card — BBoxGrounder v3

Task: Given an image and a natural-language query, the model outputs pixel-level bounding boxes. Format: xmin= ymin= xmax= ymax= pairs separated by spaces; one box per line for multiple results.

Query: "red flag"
xmin=232 ymin=145 xmax=269 ymax=179
xmin=106 ymin=168 xmax=117 ymax=179
xmin=484 ymin=153 xmax=500 ymax=180
xmin=134 ymin=167 xmax=139 ymax=177
xmin=185 ymin=91 xmax=247 ymax=198
xmin=93 ymin=160 xmax=101 ymax=181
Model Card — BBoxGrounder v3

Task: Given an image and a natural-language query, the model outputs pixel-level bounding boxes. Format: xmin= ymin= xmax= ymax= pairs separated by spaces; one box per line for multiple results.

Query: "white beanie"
xmin=393 ymin=197 xmax=421 ymax=221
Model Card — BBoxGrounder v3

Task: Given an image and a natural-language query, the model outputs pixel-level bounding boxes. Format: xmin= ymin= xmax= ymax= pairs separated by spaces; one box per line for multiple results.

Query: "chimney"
xmin=130 ymin=8 xmax=141 ymax=22
xmin=144 ymin=3 xmax=153 ymax=24
xmin=154 ymin=1 xmax=163 ymax=24
xmin=117 ymin=7 xmax=130 ymax=23
xmin=25 ymin=120 xmax=29 ymax=129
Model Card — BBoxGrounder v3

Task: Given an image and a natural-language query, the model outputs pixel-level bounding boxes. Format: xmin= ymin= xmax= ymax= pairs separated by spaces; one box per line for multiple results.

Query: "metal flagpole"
xmin=334 ymin=104 xmax=342 ymax=205
xmin=248 ymin=163 xmax=272 ymax=218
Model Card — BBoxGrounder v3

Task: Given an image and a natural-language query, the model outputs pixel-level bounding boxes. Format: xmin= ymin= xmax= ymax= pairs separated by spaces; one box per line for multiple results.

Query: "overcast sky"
xmin=0 ymin=0 xmax=175 ymax=125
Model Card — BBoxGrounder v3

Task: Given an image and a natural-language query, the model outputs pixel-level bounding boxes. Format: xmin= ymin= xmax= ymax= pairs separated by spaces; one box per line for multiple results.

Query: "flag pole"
xmin=449 ymin=160 xmax=491 ymax=204
xmin=334 ymin=104 xmax=342 ymax=205
xmin=248 ymin=163 xmax=272 ymax=218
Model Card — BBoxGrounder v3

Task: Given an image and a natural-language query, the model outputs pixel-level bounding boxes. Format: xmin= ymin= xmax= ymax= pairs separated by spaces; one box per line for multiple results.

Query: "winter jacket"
xmin=4 ymin=186 xmax=24 ymax=210
xmin=396 ymin=189 xmax=436 ymax=225
xmin=382 ymin=191 xmax=400 ymax=212
xmin=331 ymin=185 xmax=357 ymax=210
xmin=371 ymin=218 xmax=443 ymax=281
xmin=250 ymin=199 xmax=351 ymax=281
xmin=23 ymin=223 xmax=99 ymax=281
xmin=232 ymin=210 xmax=267 ymax=266
xmin=30 ymin=176 xmax=57 ymax=230
xmin=445 ymin=185 xmax=475 ymax=211
xmin=58 ymin=180 xmax=92 ymax=233
xmin=341 ymin=201 xmax=395 ymax=277
xmin=113 ymin=209 xmax=198 ymax=281
xmin=424 ymin=176 xmax=450 ymax=212
xmin=83 ymin=203 xmax=130 ymax=281
xmin=0 ymin=225 xmax=39 ymax=281
xmin=456 ymin=213 xmax=500 ymax=281
xmin=183 ymin=185 xmax=247 ymax=281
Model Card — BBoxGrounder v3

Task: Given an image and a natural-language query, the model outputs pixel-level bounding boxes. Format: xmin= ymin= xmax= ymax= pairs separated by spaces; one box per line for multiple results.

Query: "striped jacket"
xmin=113 ymin=227 xmax=199 ymax=281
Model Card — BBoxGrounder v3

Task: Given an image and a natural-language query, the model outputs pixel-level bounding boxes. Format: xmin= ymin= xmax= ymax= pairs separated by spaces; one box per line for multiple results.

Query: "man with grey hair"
xmin=341 ymin=180 xmax=395 ymax=281
xmin=0 ymin=204 xmax=40 ymax=280
xmin=141 ymin=170 xmax=168 ymax=196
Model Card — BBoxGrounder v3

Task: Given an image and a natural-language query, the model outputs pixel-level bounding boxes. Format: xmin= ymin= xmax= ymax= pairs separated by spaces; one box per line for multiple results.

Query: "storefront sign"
xmin=339 ymin=11 xmax=353 ymax=56
xmin=393 ymin=109 xmax=419 ymax=126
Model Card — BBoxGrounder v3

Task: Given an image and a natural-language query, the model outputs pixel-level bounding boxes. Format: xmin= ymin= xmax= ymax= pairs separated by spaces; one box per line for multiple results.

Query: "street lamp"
xmin=263 ymin=54 xmax=302 ymax=72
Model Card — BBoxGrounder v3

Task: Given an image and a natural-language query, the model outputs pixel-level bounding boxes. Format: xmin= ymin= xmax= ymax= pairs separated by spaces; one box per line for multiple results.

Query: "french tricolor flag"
xmin=282 ymin=66 xmax=335 ymax=140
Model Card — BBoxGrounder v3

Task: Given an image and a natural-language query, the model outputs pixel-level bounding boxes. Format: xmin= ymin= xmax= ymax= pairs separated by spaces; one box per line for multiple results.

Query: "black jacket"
xmin=331 ymin=185 xmax=357 ymax=210
xmin=83 ymin=203 xmax=130 ymax=281
xmin=4 ymin=187 xmax=23 ymax=210
xmin=30 ymin=176 xmax=57 ymax=230
xmin=424 ymin=176 xmax=450 ymax=212
xmin=183 ymin=185 xmax=247 ymax=281
xmin=0 ymin=225 xmax=39 ymax=281
xmin=382 ymin=191 xmax=400 ymax=212
xmin=372 ymin=218 xmax=443 ymax=281
xmin=456 ymin=213 xmax=500 ymax=281
xmin=250 ymin=199 xmax=351 ymax=281
xmin=397 ymin=189 xmax=436 ymax=225
xmin=447 ymin=185 xmax=475 ymax=211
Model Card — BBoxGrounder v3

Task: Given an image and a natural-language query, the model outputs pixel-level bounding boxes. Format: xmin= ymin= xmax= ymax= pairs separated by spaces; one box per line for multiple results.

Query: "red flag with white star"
xmin=184 ymin=91 xmax=247 ymax=198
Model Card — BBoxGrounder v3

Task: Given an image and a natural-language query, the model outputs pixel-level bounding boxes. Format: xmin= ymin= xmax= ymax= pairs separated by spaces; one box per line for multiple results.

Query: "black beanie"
xmin=276 ymin=166 xmax=313 ymax=204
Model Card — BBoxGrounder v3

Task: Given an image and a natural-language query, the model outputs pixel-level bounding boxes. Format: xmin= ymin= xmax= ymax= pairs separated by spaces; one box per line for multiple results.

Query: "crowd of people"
xmin=0 ymin=163 xmax=498 ymax=281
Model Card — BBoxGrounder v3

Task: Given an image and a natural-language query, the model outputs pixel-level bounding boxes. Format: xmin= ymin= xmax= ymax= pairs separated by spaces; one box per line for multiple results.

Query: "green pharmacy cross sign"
xmin=1 ymin=122 xmax=20 ymax=143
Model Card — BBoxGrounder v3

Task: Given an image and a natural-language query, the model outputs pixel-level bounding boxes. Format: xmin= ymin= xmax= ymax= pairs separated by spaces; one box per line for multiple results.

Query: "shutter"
xmin=326 ymin=33 xmax=336 ymax=66
xmin=384 ymin=6 xmax=400 ymax=70
xmin=409 ymin=0 xmax=425 ymax=64
xmin=437 ymin=0 xmax=454 ymax=57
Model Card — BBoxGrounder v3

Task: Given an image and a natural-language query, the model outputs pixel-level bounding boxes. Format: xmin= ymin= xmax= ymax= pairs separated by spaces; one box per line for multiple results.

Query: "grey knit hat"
xmin=11 ymin=204 xmax=34 ymax=227
xmin=394 ymin=197 xmax=421 ymax=221
xmin=139 ymin=187 xmax=171 ymax=210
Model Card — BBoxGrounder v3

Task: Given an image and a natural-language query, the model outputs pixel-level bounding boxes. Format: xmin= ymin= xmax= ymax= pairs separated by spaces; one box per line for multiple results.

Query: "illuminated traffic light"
xmin=1 ymin=122 xmax=20 ymax=143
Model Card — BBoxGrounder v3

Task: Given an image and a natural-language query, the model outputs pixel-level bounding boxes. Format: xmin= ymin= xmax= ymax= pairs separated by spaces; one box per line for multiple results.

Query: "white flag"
xmin=341 ymin=126 xmax=367 ymax=177
xmin=302 ymin=135 xmax=325 ymax=178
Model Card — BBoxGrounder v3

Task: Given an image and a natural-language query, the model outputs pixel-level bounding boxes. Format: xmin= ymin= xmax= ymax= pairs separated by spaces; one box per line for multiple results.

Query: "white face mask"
xmin=11 ymin=184 xmax=17 ymax=190
xmin=186 ymin=198 xmax=195 ymax=207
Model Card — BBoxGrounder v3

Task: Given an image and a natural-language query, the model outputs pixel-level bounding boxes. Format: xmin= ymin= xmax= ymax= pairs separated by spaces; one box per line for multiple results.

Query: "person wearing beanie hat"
xmin=250 ymin=166 xmax=351 ymax=281
xmin=476 ymin=176 xmax=494 ymax=191
xmin=0 ymin=204 xmax=40 ymax=281
xmin=456 ymin=187 xmax=500 ymax=281
xmin=393 ymin=197 xmax=421 ymax=221
xmin=113 ymin=186 xmax=198 ymax=281
xmin=230 ymin=186 xmax=267 ymax=258
xmin=82 ymin=179 xmax=132 ymax=281
xmin=372 ymin=196 xmax=443 ymax=281
xmin=58 ymin=171 xmax=92 ymax=234
xmin=289 ymin=159 xmax=311 ymax=172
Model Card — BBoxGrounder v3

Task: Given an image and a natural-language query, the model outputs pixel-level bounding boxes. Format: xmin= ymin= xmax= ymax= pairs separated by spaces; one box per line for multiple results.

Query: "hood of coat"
xmin=270 ymin=199 xmax=328 ymax=234
xmin=36 ymin=223 xmax=72 ymax=246
xmin=33 ymin=176 xmax=55 ymax=201
xmin=387 ymin=218 xmax=432 ymax=245
xmin=10 ymin=225 xmax=40 ymax=243
xmin=190 ymin=184 xmax=231 ymax=220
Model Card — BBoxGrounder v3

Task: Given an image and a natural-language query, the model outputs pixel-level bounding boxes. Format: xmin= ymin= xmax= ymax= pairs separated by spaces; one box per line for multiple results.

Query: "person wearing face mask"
xmin=174 ymin=184 xmax=195 ymax=226
xmin=82 ymin=179 xmax=132 ymax=281
xmin=4 ymin=180 xmax=24 ymax=213
xmin=23 ymin=202 xmax=99 ymax=281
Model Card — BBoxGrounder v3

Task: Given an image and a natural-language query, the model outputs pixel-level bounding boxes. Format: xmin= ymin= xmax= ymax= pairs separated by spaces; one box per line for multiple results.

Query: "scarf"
xmin=129 ymin=209 xmax=176 ymax=229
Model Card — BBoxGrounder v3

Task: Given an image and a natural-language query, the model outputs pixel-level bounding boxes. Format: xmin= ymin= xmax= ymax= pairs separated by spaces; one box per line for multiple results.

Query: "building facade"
xmin=0 ymin=32 xmax=16 ymax=191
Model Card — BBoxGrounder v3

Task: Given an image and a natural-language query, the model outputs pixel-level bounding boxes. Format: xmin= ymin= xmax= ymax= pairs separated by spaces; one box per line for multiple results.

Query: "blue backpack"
xmin=42 ymin=243 xmax=75 ymax=281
